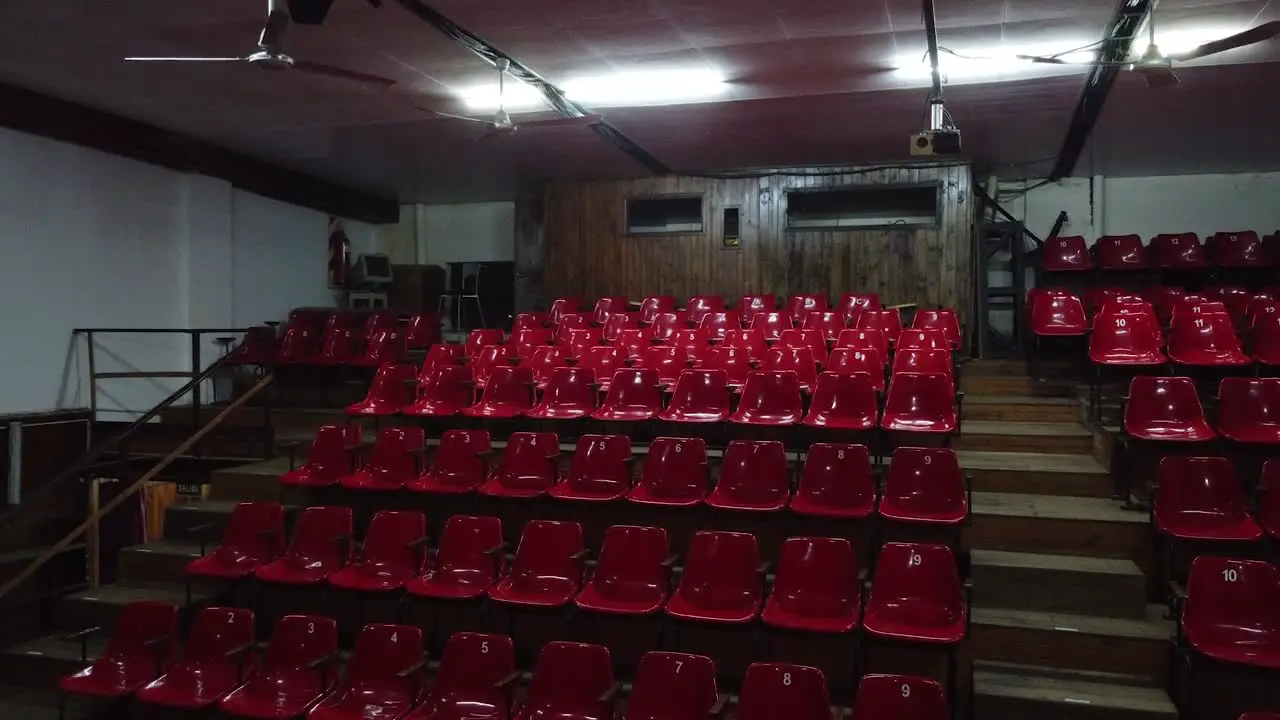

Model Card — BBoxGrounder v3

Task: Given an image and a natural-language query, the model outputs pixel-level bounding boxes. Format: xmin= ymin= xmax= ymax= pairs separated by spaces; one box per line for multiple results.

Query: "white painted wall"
xmin=419 ymin=202 xmax=515 ymax=271
xmin=0 ymin=127 xmax=381 ymax=416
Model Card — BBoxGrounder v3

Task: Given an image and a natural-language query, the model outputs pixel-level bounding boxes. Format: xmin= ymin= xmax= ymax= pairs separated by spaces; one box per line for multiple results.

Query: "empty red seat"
xmin=310 ymin=326 xmax=361 ymax=365
xmin=1027 ymin=288 xmax=1070 ymax=318
xmin=721 ymin=327 xmax=769 ymax=358
xmin=1170 ymin=296 xmax=1219 ymax=325
xmin=465 ymin=329 xmax=505 ymax=360
xmin=186 ymin=501 xmax=284 ymax=583
xmin=892 ymin=349 xmax=953 ymax=391
xmin=639 ymin=296 xmax=677 ymax=325
xmin=421 ymin=343 xmax=465 ymax=371
xmin=489 ymin=520 xmax=585 ymax=608
xmin=1081 ymin=287 xmax=1126 ymax=318
xmin=1167 ymin=311 xmax=1249 ymax=366
xmin=1259 ymin=460 xmax=1280 ymax=541
xmin=1031 ymin=294 xmax=1088 ymax=335
xmin=351 ymin=328 xmax=406 ymax=368
xmin=1205 ymin=286 xmax=1254 ymax=326
xmin=627 ymin=437 xmax=710 ymax=507
xmin=751 ymin=311 xmax=794 ymax=342
xmin=1150 ymin=232 xmax=1207 ymax=268
xmin=1210 ymin=230 xmax=1266 ymax=267
xmin=556 ymin=312 xmax=592 ymax=335
xmin=1254 ymin=317 xmax=1280 ymax=366
xmin=651 ymin=311 xmax=691 ymax=342
xmin=59 ymin=600 xmax=178 ymax=703
xmin=513 ymin=643 xmax=616 ymax=720
xmin=881 ymin=373 xmax=957 ymax=435
xmin=803 ymin=311 xmax=847 ymax=342
xmin=787 ymin=294 xmax=829 ymax=325
xmin=470 ymin=344 xmax=513 ymax=390
xmin=279 ymin=425 xmax=362 ymax=488
xmin=563 ymin=328 xmax=605 ymax=359
xmin=593 ymin=296 xmax=631 ymax=325
xmin=738 ymin=293 xmax=777 ymax=324
xmin=1123 ymin=376 xmax=1215 ymax=441
xmin=1142 ymin=286 xmax=1187 ymax=324
xmin=857 ymin=309 xmax=904 ymax=343
xmin=218 ymin=615 xmax=339 ymax=719
xmin=1041 ymin=235 xmax=1092 ymax=271
xmin=738 ymin=663 xmax=830 ymax=720
xmin=761 ymin=537 xmax=860 ymax=633
xmin=706 ymin=440 xmax=790 ymax=512
xmin=404 ymin=313 xmax=442 ymax=350
xmin=837 ymin=292 xmax=881 ymax=323
xmin=826 ymin=347 xmax=886 ymax=390
xmin=479 ymin=432 xmax=560 ymax=498
xmin=307 ymin=624 xmax=425 ymax=720
xmin=623 ymin=652 xmax=719 ymax=720
xmin=226 ymin=326 xmax=278 ymax=366
xmin=401 ymin=632 xmax=515 ymax=720
xmin=549 ymin=297 xmax=583 ymax=326
xmin=763 ymin=347 xmax=819 ymax=391
xmin=1218 ymin=378 xmax=1280 ymax=444
xmin=527 ymin=366 xmax=597 ymax=420
xmin=912 ymin=310 xmax=961 ymax=349
xmin=864 ymin=543 xmax=966 ymax=644
xmin=835 ymin=328 xmax=890 ymax=358
xmin=512 ymin=313 xmax=547 ymax=333
xmin=329 ymin=511 xmax=427 ymax=594
xmin=637 ymin=345 xmax=693 ymax=387
xmin=346 ymin=363 xmax=418 ymax=416
xmin=880 ymin=448 xmax=968 ymax=525
xmin=255 ymin=506 xmax=352 ymax=585
xmin=593 ymin=368 xmax=663 ymax=421
xmin=602 ymin=312 xmax=638 ymax=343
xmin=1248 ymin=295 xmax=1279 ymax=328
xmin=1181 ymin=556 xmax=1280 ymax=669
xmin=578 ymin=345 xmax=626 ymax=392
xmin=275 ymin=325 xmax=320 ymax=363
xmin=404 ymin=364 xmax=474 ymax=417
xmin=1094 ymin=234 xmax=1149 ymax=269
xmin=659 ymin=369 xmax=731 ymax=423
xmin=670 ymin=328 xmax=713 ymax=356
xmin=665 ymin=531 xmax=763 ymax=624
xmin=462 ymin=365 xmax=535 ymax=418
xmin=550 ymin=435 xmax=634 ymax=502
xmin=613 ymin=328 xmax=655 ymax=360
xmin=1153 ymin=456 xmax=1261 ymax=542
xmin=136 ymin=607 xmax=255 ymax=711
xmin=407 ymin=429 xmax=492 ymax=495
xmin=525 ymin=344 xmax=571 ymax=390
xmin=1089 ymin=313 xmax=1166 ymax=366
xmin=790 ymin=443 xmax=875 ymax=518
xmin=730 ymin=371 xmax=804 ymax=425
xmin=511 ymin=328 xmax=554 ymax=359
xmin=803 ymin=372 xmax=878 ymax=430
xmin=897 ymin=328 xmax=950 ymax=352
xmin=404 ymin=515 xmax=504 ymax=600
xmin=851 ymin=674 xmax=948 ymax=720
xmin=575 ymin=525 xmax=672 ymax=616
xmin=699 ymin=345 xmax=755 ymax=387
xmin=699 ymin=311 xmax=742 ymax=342
xmin=340 ymin=427 xmax=425 ymax=492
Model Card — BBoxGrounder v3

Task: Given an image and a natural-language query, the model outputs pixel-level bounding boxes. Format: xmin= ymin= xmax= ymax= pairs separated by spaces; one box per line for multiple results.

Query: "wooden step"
xmin=962 ymin=375 xmax=1076 ymax=397
xmin=968 ymin=493 xmax=1148 ymax=564
xmin=960 ymin=452 xmax=1112 ymax=498
xmin=59 ymin=582 xmax=210 ymax=633
xmin=208 ymin=457 xmax=293 ymax=502
xmin=954 ymin=421 xmax=1095 ymax=455
xmin=0 ymin=634 xmax=107 ymax=688
xmin=117 ymin=539 xmax=202 ymax=585
xmin=970 ymin=550 xmax=1147 ymax=619
xmin=974 ymin=668 xmax=1177 ymax=720
xmin=163 ymin=499 xmax=298 ymax=536
xmin=964 ymin=360 xmax=1070 ymax=377
xmin=971 ymin=607 xmax=1172 ymax=680
xmin=962 ymin=395 xmax=1082 ymax=423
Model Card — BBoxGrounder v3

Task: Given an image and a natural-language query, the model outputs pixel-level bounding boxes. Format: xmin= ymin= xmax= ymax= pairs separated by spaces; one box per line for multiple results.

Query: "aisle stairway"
xmin=0 ymin=360 xmax=1179 ymax=720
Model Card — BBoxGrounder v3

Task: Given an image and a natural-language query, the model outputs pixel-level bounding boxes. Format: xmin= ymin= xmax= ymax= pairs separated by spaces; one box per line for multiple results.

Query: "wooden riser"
xmin=968 ymin=466 xmax=1112 ymax=498
xmin=970 ymin=550 xmax=1148 ymax=619
xmin=968 ymin=494 xmax=1148 ymax=566
xmin=58 ymin=584 xmax=207 ymax=634
xmin=954 ymin=431 xmax=1094 ymax=456
xmin=971 ymin=608 xmax=1171 ymax=680
xmin=974 ymin=669 xmax=1176 ymax=720
xmin=116 ymin=542 xmax=201 ymax=585
xmin=962 ymin=376 xmax=1076 ymax=397
xmin=962 ymin=398 xmax=1082 ymax=423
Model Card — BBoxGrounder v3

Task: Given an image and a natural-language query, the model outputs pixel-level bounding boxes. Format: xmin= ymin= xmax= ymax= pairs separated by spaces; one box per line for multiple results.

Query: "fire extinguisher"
xmin=327 ymin=218 xmax=350 ymax=289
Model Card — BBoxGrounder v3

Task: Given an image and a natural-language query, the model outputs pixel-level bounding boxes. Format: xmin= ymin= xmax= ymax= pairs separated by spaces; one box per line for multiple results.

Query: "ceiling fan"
xmin=1017 ymin=7 xmax=1280 ymax=89
xmin=427 ymin=59 xmax=602 ymax=136
xmin=123 ymin=0 xmax=397 ymax=88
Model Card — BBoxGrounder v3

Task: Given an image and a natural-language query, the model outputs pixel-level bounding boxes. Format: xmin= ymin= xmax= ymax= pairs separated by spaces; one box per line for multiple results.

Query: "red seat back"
xmin=613 ymin=328 xmax=654 ymax=360
xmin=1182 ymin=556 xmax=1280 ymax=658
xmin=357 ymin=511 xmax=428 ymax=581
xmin=638 ymin=346 xmax=692 ymax=386
xmin=433 ymin=515 xmax=504 ymax=585
xmin=763 ymin=347 xmax=819 ymax=390
xmin=651 ymin=311 xmax=691 ymax=342
xmin=639 ymin=296 xmax=677 ymax=325
xmin=596 ymin=369 xmax=663 ymax=418
xmin=549 ymin=297 xmax=583 ymax=326
xmin=787 ymin=294 xmax=829 ymax=326
xmin=355 ymin=363 xmax=418 ymax=411
xmin=637 ymin=437 xmax=709 ymax=501
xmin=1209 ymin=230 xmax=1266 ymax=267
xmin=837 ymin=293 xmax=881 ymax=324
xmin=1154 ymin=456 xmax=1249 ymax=530
xmin=1031 ymin=294 xmax=1088 ymax=335
xmin=1088 ymin=313 xmax=1164 ymax=364
xmin=414 ymin=364 xmax=474 ymax=412
xmin=738 ymin=294 xmax=777 ymax=324
xmin=593 ymin=296 xmax=630 ymax=325
xmin=1260 ymin=460 xmax=1280 ymax=538
xmin=219 ymin=502 xmax=286 ymax=565
xmin=778 ymin=329 xmax=828 ymax=364
xmin=892 ymin=349 xmax=953 ymax=390
xmin=428 ymin=430 xmax=492 ymax=490
xmin=526 ymin=345 xmax=571 ymax=388
xmin=897 ymin=328 xmax=950 ymax=352
xmin=343 ymin=624 xmax=423 ymax=696
xmin=721 ymin=328 xmax=768 ymax=359
xmin=1140 ymin=286 xmax=1186 ymax=323
xmin=750 ymin=311 xmax=793 ymax=342
xmin=1255 ymin=317 xmax=1280 ymax=365
xmin=1168 ymin=311 xmax=1245 ymax=361
xmin=275 ymin=325 xmax=320 ymax=362
xmin=465 ymin=329 xmax=505 ymax=360
xmin=1150 ymin=233 xmax=1206 ymax=268
xmin=1041 ymin=235 xmax=1091 ymax=271
xmin=602 ymin=312 xmax=638 ymax=343
xmin=512 ymin=313 xmax=546 ymax=333
xmin=716 ymin=440 xmax=789 ymax=507
xmin=802 ymin=311 xmax=847 ymax=342
xmin=868 ymin=543 xmax=964 ymax=624
xmin=626 ymin=652 xmax=718 ymax=720
xmin=796 ymin=443 xmax=874 ymax=513
xmin=738 ymin=663 xmax=830 ymax=720
xmin=286 ymin=506 xmax=352 ymax=570
xmin=912 ymin=310 xmax=961 ymax=348
xmin=510 ymin=328 xmax=554 ymax=359
xmin=677 ymin=531 xmax=762 ymax=611
xmin=182 ymin=606 xmax=255 ymax=671
xmin=579 ymin=346 xmax=626 ymax=386
xmin=884 ymin=447 xmax=967 ymax=518
xmin=693 ymin=346 xmax=751 ymax=387
xmin=360 ymin=328 xmax=406 ymax=366
xmin=531 ymin=367 xmax=597 ymax=417
xmin=562 ymin=328 xmax=604 ymax=359
xmin=665 ymin=370 xmax=731 ymax=420
xmin=669 ymin=328 xmax=713 ymax=355
xmin=97 ymin=600 xmax=179 ymax=682
xmin=316 ymin=327 xmax=361 ymax=363
xmin=732 ymin=371 xmax=804 ymax=425
xmin=421 ymin=343 xmax=465 ymax=372
xmin=687 ymin=296 xmax=726 ymax=327
xmin=471 ymin=344 xmax=513 ymax=388
xmin=471 ymin=365 xmax=535 ymax=414
xmin=524 ymin=643 xmax=615 ymax=715
xmin=493 ymin=432 xmax=560 ymax=493
xmin=699 ymin=311 xmax=742 ymax=341
xmin=1123 ymin=376 xmax=1212 ymax=437
xmin=804 ymin=372 xmax=878 ymax=429
xmin=834 ymin=328 xmax=889 ymax=358
xmin=882 ymin=373 xmax=956 ymax=432
xmin=590 ymin=525 xmax=671 ymax=607
xmin=851 ymin=674 xmax=948 ymax=720
xmin=555 ymin=313 xmax=592 ymax=335
xmin=1218 ymin=378 xmax=1280 ymax=439
xmin=826 ymin=347 xmax=885 ymax=388
xmin=263 ymin=615 xmax=339 ymax=677
xmin=405 ymin=314 xmax=442 ymax=349
xmin=856 ymin=310 xmax=903 ymax=341
xmin=1248 ymin=295 xmax=1279 ymax=329
xmin=431 ymin=632 xmax=515 ymax=703
xmin=364 ymin=427 xmax=426 ymax=486
xmin=507 ymin=521 xmax=584 ymax=594
xmin=227 ymin=326 xmax=278 ymax=365
xmin=1094 ymin=234 xmax=1149 ymax=269
xmin=302 ymin=425 xmax=362 ymax=479
xmin=772 ymin=538 xmax=859 ymax=619
xmin=564 ymin=435 xmax=633 ymax=497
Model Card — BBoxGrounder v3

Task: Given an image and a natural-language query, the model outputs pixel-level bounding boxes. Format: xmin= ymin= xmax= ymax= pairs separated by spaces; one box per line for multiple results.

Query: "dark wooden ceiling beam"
xmin=0 ymin=81 xmax=400 ymax=224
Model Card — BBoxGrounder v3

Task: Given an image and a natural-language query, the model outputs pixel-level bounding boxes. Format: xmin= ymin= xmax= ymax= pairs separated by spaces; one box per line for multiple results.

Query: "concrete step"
xmin=970 ymin=550 xmax=1147 ymax=619
xmin=59 ymin=582 xmax=212 ymax=633
xmin=0 ymin=633 xmax=107 ymax=688
xmin=960 ymin=452 xmax=1112 ymax=498
xmin=208 ymin=458 xmax=294 ymax=502
xmin=954 ymin=421 xmax=1095 ymax=455
xmin=961 ymin=395 xmax=1082 ymax=423
xmin=968 ymin=492 xmax=1148 ymax=566
xmin=961 ymin=375 xmax=1076 ymax=398
xmin=974 ymin=667 xmax=1177 ymax=720
xmin=971 ymin=607 xmax=1172 ymax=681
xmin=117 ymin=539 xmax=202 ymax=585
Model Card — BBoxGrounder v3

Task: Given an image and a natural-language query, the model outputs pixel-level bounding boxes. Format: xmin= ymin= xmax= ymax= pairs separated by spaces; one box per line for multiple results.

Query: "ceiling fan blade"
xmin=125 ymin=56 xmax=246 ymax=62
xmin=292 ymin=60 xmax=396 ymax=87
xmin=1015 ymin=54 xmax=1127 ymax=67
xmin=1167 ymin=21 xmax=1280 ymax=61
xmin=517 ymin=114 xmax=604 ymax=130
xmin=426 ymin=110 xmax=495 ymax=125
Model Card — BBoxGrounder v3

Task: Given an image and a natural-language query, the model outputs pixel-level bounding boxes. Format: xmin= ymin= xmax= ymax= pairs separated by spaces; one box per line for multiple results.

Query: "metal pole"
xmin=922 ymin=0 xmax=943 ymax=101
xmin=6 ymin=422 xmax=20 ymax=506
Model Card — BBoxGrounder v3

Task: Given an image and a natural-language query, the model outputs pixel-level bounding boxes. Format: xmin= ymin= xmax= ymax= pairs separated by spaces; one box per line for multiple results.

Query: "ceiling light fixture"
xmin=458 ymin=67 xmax=728 ymax=112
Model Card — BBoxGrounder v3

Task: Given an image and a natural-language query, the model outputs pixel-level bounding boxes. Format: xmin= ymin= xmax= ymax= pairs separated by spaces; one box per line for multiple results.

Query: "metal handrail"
xmin=0 ymin=373 xmax=274 ymax=602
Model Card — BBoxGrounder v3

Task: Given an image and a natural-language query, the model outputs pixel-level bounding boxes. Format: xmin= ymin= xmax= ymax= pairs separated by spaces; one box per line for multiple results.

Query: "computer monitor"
xmin=352 ymin=253 xmax=393 ymax=290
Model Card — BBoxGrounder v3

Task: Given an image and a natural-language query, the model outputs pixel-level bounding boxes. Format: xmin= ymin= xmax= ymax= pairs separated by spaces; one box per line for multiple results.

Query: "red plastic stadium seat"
xmin=1248 ymin=295 xmax=1279 ymax=329
xmin=575 ymin=525 xmax=672 ymax=616
xmin=135 ymin=607 xmax=255 ymax=711
xmin=1181 ymin=556 xmax=1280 ymax=669
xmin=470 ymin=344 xmax=513 ymax=390
xmin=826 ymin=348 xmax=886 ymax=390
xmin=404 ymin=364 xmax=474 ymax=417
xmin=1026 ymin=288 xmax=1070 ymax=318
xmin=880 ymin=447 xmax=968 ymax=525
xmin=787 ymin=294 xmax=829 ymax=326
xmin=275 ymin=325 xmax=320 ymax=364
xmin=1142 ymin=286 xmax=1187 ymax=324
xmin=627 ymin=437 xmax=710 ymax=507
xmin=602 ymin=312 xmax=638 ymax=343
xmin=478 ymin=432 xmax=559 ymax=498
xmin=1150 ymin=233 xmax=1207 ymax=269
xmin=579 ymin=345 xmax=627 ymax=392
xmin=404 ymin=515 xmax=504 ymax=601
xmin=623 ymin=652 xmax=719 ymax=720
xmin=526 ymin=366 xmax=597 ymax=420
xmin=351 ymin=327 xmax=406 ymax=368
xmin=1253 ymin=317 xmax=1280 ymax=366
xmin=761 ymin=537 xmax=860 ymax=633
xmin=346 ymin=363 xmax=418 ymax=416
xmin=1123 ymin=376 xmax=1215 ymax=441
xmin=665 ymin=531 xmax=763 ymax=624
xmin=524 ymin=344 xmax=570 ymax=390
xmin=912 ymin=310 xmax=961 ymax=349
xmin=837 ymin=293 xmax=881 ymax=323
xmin=279 ymin=425 xmax=362 ymax=488
xmin=401 ymin=632 xmax=515 ymax=720
xmin=555 ymin=313 xmax=592 ymax=336
xmin=1259 ymin=460 xmax=1280 ymax=541
xmin=638 ymin=345 xmax=694 ymax=387
xmin=1041 ymin=235 xmax=1092 ymax=271
xmin=1209 ymin=230 xmax=1266 ymax=267
xmin=593 ymin=368 xmax=663 ymax=421
xmin=593 ymin=296 xmax=630 ymax=326
xmin=700 ymin=311 xmax=742 ymax=342
xmin=730 ymin=371 xmax=804 ymax=425
xmin=897 ymin=328 xmax=950 ymax=352
xmin=699 ymin=345 xmax=755 ymax=387
xmin=891 ymin=349 xmax=954 ymax=391
xmin=310 ymin=327 xmax=361 ymax=365
xmin=550 ymin=435 xmax=634 ymax=502
xmin=512 ymin=313 xmax=546 ymax=333
xmin=339 ymin=427 xmax=425 ymax=492
xmin=1089 ymin=313 xmax=1165 ymax=366
xmin=857 ymin=309 xmax=904 ymax=343
xmin=803 ymin=372 xmax=878 ymax=430
xmin=255 ymin=506 xmax=352 ymax=586
xmin=406 ymin=430 xmax=492 ymax=495
xmin=405 ymin=313 xmax=443 ymax=350
xmin=1167 ymin=311 xmax=1249 ymax=367
xmin=1218 ymin=378 xmax=1280 ymax=444
xmin=489 ymin=521 xmax=585 ymax=608
xmin=329 ymin=511 xmax=427 ymax=593
xmin=790 ymin=443 xmax=876 ymax=519
xmin=670 ymin=328 xmax=714 ymax=356
xmin=465 ymin=329 xmax=506 ymax=360
xmin=850 ymin=674 xmax=949 ymax=720
xmin=738 ymin=664 xmax=831 ymax=720
xmin=659 ymin=370 xmax=731 ymax=423
xmin=722 ymin=328 xmax=769 ymax=359
xmin=513 ymin=643 xmax=616 ymax=720
xmin=218 ymin=615 xmax=338 ymax=719
xmin=1094 ymin=234 xmax=1149 ymax=269
xmin=307 ymin=624 xmax=425 ymax=720
xmin=751 ymin=311 xmax=794 ymax=342
xmin=463 ymin=365 xmax=535 ymax=418
xmin=225 ymin=326 xmax=277 ymax=366
xmin=652 ymin=311 xmax=692 ymax=342
xmin=763 ymin=346 xmax=819 ymax=391
xmin=511 ymin=328 xmax=554 ymax=360
xmin=613 ymin=328 xmax=655 ymax=360
xmin=1081 ymin=287 xmax=1126 ymax=318
xmin=563 ymin=328 xmax=605 ymax=359
xmin=59 ymin=601 xmax=178 ymax=702
xmin=864 ymin=543 xmax=966 ymax=644
xmin=738 ymin=294 xmax=777 ymax=325
xmin=1153 ymin=456 xmax=1261 ymax=542
xmin=185 ymin=501 xmax=284 ymax=581
xmin=421 ymin=343 xmax=465 ymax=371
xmin=1204 ymin=286 xmax=1254 ymax=326
xmin=639 ymin=296 xmax=677 ymax=325
xmin=803 ymin=311 xmax=847 ymax=343
xmin=835 ymin=328 xmax=890 ymax=359
xmin=549 ymin=297 xmax=583 ymax=326
xmin=1031 ymin=294 xmax=1088 ymax=336
xmin=706 ymin=440 xmax=790 ymax=512
xmin=881 ymin=373 xmax=957 ymax=435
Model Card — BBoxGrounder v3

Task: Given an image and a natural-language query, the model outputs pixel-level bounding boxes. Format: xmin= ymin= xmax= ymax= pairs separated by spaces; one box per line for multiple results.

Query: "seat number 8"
xmin=782 ymin=672 xmax=792 ymax=686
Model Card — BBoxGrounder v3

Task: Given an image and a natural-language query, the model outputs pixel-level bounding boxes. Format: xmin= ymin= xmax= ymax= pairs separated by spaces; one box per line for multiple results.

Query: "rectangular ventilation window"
xmin=626 ymin=195 xmax=704 ymax=235
xmin=786 ymin=184 xmax=939 ymax=230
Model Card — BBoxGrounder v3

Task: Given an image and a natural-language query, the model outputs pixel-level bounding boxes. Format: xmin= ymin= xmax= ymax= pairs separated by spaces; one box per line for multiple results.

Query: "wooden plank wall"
xmin=544 ymin=163 xmax=975 ymax=330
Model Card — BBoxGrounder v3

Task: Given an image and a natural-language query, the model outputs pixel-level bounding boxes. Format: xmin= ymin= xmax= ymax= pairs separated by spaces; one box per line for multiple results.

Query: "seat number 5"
xmin=481 ymin=641 xmax=490 ymax=653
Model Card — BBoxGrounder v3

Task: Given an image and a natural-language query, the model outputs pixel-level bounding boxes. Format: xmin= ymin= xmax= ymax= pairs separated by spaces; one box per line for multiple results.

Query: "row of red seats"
xmin=1122 ymin=377 xmax=1280 ymax=444
xmin=1153 ymin=456 xmax=1280 ymax=544
xmin=228 ymin=309 xmax=443 ymax=367
xmin=189 ymin=505 xmax=966 ymax=641
xmin=1067 ymin=285 xmax=1278 ymax=327
xmin=278 ymin=431 xmax=969 ymax=523
xmin=64 ymin=604 xmax=949 ymax=720
xmin=1041 ymin=231 xmax=1278 ymax=271
xmin=542 ymin=292 xmax=892 ymax=329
